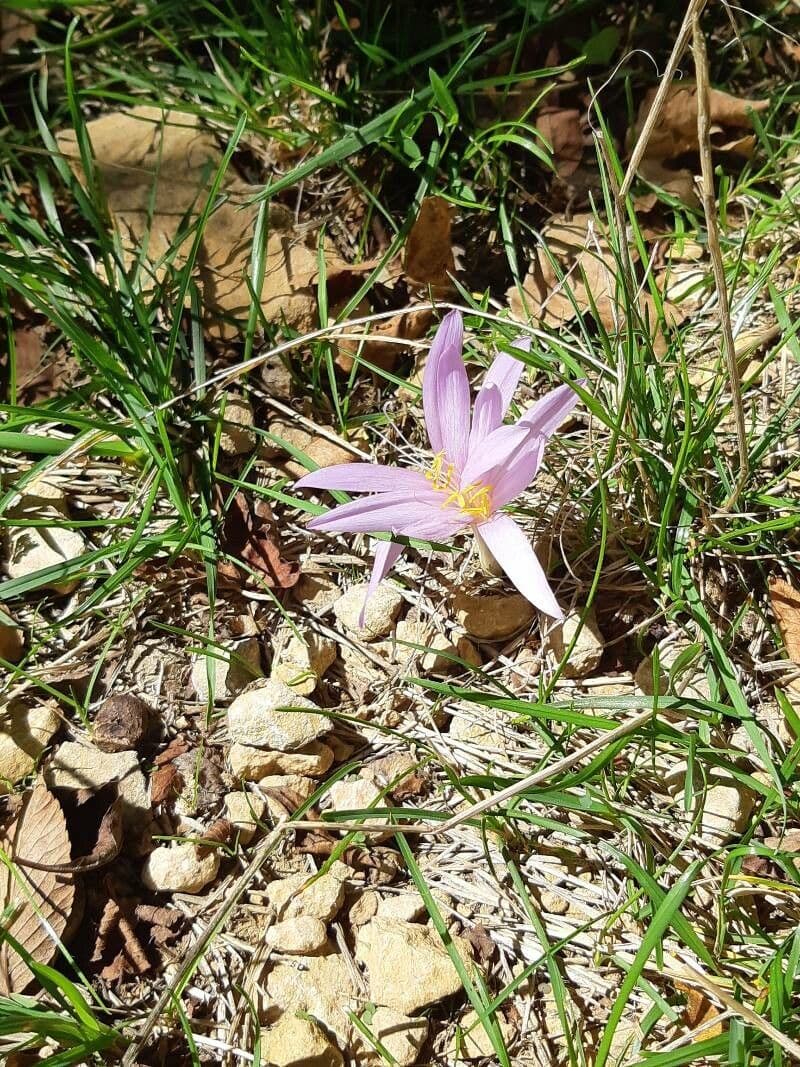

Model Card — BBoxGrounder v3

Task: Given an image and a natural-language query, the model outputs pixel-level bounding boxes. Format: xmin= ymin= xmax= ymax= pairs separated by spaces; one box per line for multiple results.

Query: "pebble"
xmin=333 ymin=582 xmax=403 ymax=639
xmin=701 ymin=778 xmax=756 ymax=846
xmin=141 ymin=841 xmax=220 ymax=893
xmin=328 ymin=778 xmax=383 ymax=814
xmin=360 ymin=751 xmax=418 ymax=790
xmin=262 ymin=1014 xmax=343 ymax=1067
xmin=5 ymin=513 xmax=87 ymax=595
xmin=376 ymin=893 xmax=426 ymax=923
xmin=266 ymin=860 xmax=350 ymax=922
xmin=227 ymin=678 xmax=329 ymax=750
xmin=0 ymin=700 xmax=60 ymax=794
xmin=224 ymin=791 xmax=266 ymax=844
xmin=45 ymin=740 xmax=149 ymax=827
xmin=293 ymin=571 xmax=341 ymax=612
xmin=548 ymin=607 xmax=604 ymax=679
xmin=259 ymin=774 xmax=317 ymax=819
xmin=453 ymin=590 xmax=534 ymax=641
xmin=357 ymin=1007 xmax=427 ymax=1066
xmin=391 ymin=620 xmax=459 ymax=674
xmin=92 ymin=693 xmax=150 ymax=753
xmin=266 ymin=915 xmax=328 ymax=955
xmin=449 ymin=712 xmax=508 ymax=751
xmin=0 ymin=616 xmax=24 ymax=663
xmin=229 ymin=740 xmax=334 ymax=780
xmin=218 ymin=394 xmax=256 ymax=455
xmin=452 ymin=1008 xmax=513 ymax=1059
xmin=191 ymin=637 xmax=262 ymax=702
xmin=271 ymin=628 xmax=336 ymax=695
xmin=266 ymin=953 xmax=356 ymax=1046
xmin=349 ymin=890 xmax=379 ymax=926
xmin=355 ymin=918 xmax=473 ymax=1014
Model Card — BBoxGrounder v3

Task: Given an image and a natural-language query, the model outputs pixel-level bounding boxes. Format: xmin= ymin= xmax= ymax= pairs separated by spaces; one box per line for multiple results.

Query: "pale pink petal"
xmin=403 ymin=512 xmax=471 ymax=540
xmin=477 ymin=513 xmax=563 ymax=619
xmin=307 ymin=490 xmax=445 ymax=535
xmin=359 ymin=540 xmax=404 ymax=627
xmin=423 ymin=310 xmax=463 ymax=455
xmin=491 ymin=436 xmax=545 ymax=508
xmin=295 ymin=463 xmax=430 ymax=494
xmin=460 ymin=423 xmax=529 ymax=488
xmin=468 ymin=383 xmax=503 ymax=451
xmin=483 ymin=337 xmax=529 ymax=410
xmin=517 ymin=381 xmax=583 ymax=440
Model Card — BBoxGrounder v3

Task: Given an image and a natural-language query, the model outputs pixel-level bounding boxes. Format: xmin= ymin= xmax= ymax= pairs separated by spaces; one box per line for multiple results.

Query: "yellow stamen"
xmin=425 ymin=452 xmax=493 ymax=520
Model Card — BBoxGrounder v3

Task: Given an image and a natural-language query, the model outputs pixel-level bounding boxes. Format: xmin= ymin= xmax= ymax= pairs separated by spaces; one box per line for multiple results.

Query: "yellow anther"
xmin=424 ymin=454 xmax=493 ymax=520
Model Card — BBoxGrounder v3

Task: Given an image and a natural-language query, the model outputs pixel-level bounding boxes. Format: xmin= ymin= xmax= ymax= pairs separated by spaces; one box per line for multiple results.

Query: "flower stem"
xmin=475 ymin=529 xmax=502 ymax=577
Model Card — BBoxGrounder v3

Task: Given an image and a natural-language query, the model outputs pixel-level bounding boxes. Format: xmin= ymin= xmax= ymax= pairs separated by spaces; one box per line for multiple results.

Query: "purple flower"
xmin=295 ymin=310 xmax=581 ymax=625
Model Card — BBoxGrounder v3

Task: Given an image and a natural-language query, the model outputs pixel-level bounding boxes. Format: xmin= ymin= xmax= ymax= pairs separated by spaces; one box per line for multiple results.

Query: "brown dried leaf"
xmin=74 ymin=798 xmax=124 ymax=870
xmin=535 ymin=108 xmax=583 ymax=178
xmin=404 ymin=196 xmax=455 ymax=288
xmin=0 ymin=10 xmax=36 ymax=53
xmin=93 ymin=694 xmax=151 ymax=753
xmin=150 ymin=763 xmax=181 ymax=806
xmin=675 ymin=980 xmax=724 ymax=1040
xmin=56 ymin=108 xmax=352 ymax=342
xmin=770 ymin=577 xmax=800 ymax=664
xmin=218 ymin=491 xmax=300 ymax=590
xmin=0 ymin=782 xmax=75 ymax=993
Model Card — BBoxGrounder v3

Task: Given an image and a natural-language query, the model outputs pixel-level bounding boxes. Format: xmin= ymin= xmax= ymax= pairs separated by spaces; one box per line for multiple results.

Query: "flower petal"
xmin=468 ymin=383 xmax=503 ymax=452
xmin=491 ymin=436 xmax=545 ymax=508
xmin=295 ymin=463 xmax=430 ymax=494
xmin=477 ymin=513 xmax=563 ymax=619
xmin=358 ymin=540 xmax=404 ymax=628
xmin=460 ymin=423 xmax=529 ymax=488
xmin=307 ymin=490 xmax=447 ymax=536
xmin=423 ymin=310 xmax=463 ymax=455
xmin=517 ymin=381 xmax=583 ymax=440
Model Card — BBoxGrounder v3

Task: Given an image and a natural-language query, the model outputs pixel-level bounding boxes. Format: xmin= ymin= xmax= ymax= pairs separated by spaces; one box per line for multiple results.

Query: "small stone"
xmin=452 ymin=1009 xmax=513 ymax=1059
xmin=293 ymin=571 xmax=341 ymax=612
xmin=392 ymin=620 xmax=460 ymax=675
xmin=141 ymin=841 xmax=220 ymax=893
xmin=262 ymin=1014 xmax=343 ymax=1067
xmin=635 ymin=635 xmax=707 ymax=698
xmin=46 ymin=741 xmax=149 ymax=828
xmin=224 ymin=791 xmax=266 ymax=844
xmin=449 ymin=712 xmax=508 ymax=750
xmin=272 ymin=628 xmax=337 ymax=696
xmin=266 ymin=954 xmax=356 ymax=1047
xmin=262 ymin=418 xmax=357 ymax=478
xmin=333 ymin=582 xmax=403 ymax=639
xmin=266 ymin=915 xmax=328 ymax=955
xmin=266 ymin=860 xmax=350 ymax=922
xmin=701 ymin=779 xmax=756 ymax=846
xmin=455 ymin=635 xmax=482 ymax=668
xmin=349 ymin=890 xmax=379 ymax=926
xmin=92 ymin=694 xmax=151 ymax=753
xmin=328 ymin=778 xmax=383 ymax=814
xmin=360 ymin=751 xmax=418 ymax=790
xmin=259 ymin=774 xmax=317 ymax=819
xmin=5 ymin=518 xmax=87 ymax=595
xmin=229 ymin=740 xmax=334 ymax=780
xmin=355 ymin=918 xmax=473 ymax=1014
xmin=218 ymin=394 xmax=256 ymax=455
xmin=377 ymin=893 xmax=425 ymax=923
xmin=453 ymin=590 xmax=534 ymax=641
xmin=548 ymin=607 xmax=604 ymax=679
xmin=0 ymin=700 xmax=60 ymax=794
xmin=358 ymin=1007 xmax=428 ymax=1066
xmin=227 ymin=678 xmax=328 ymax=750
xmin=0 ymin=616 xmax=24 ymax=663
xmin=191 ymin=637 xmax=262 ymax=702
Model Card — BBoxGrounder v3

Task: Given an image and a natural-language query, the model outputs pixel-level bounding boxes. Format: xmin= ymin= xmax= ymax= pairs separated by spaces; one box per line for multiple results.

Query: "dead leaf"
xmin=404 ymin=196 xmax=455 ymax=288
xmin=56 ymin=107 xmax=354 ymax=342
xmin=535 ymin=108 xmax=583 ymax=178
xmin=508 ymin=212 xmax=682 ymax=351
xmin=0 ymin=781 xmax=75 ymax=993
xmin=770 ymin=577 xmax=800 ymax=664
xmin=633 ymin=84 xmax=768 ymax=207
xmin=0 ymin=10 xmax=36 ymax=54
xmin=333 ymin=302 xmax=432 ymax=374
xmin=675 ymin=980 xmax=724 ymax=1040
xmin=218 ymin=491 xmax=299 ymax=590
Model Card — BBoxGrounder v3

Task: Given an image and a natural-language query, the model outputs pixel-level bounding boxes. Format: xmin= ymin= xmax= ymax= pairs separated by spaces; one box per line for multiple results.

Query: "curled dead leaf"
xmin=675 ymin=980 xmax=724 ymax=1040
xmin=769 ymin=576 xmax=800 ymax=664
xmin=535 ymin=107 xmax=583 ymax=178
xmin=218 ymin=491 xmax=300 ymax=590
xmin=404 ymin=196 xmax=455 ymax=289
xmin=0 ymin=781 xmax=75 ymax=993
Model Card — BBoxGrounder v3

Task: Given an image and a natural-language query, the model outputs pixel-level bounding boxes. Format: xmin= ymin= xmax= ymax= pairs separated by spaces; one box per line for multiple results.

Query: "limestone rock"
xmin=92 ymin=694 xmax=150 ymax=753
xmin=357 ymin=1007 xmax=427 ymax=1066
xmin=266 ymin=953 xmax=357 ymax=1046
xmin=263 ymin=417 xmax=356 ymax=478
xmin=453 ymin=590 xmax=534 ymax=641
xmin=451 ymin=1008 xmax=513 ymax=1059
xmin=349 ymin=890 xmax=379 ymax=927
xmin=5 ymin=517 xmax=87 ymax=595
xmin=141 ymin=841 xmax=219 ymax=893
xmin=218 ymin=394 xmax=256 ymax=455
xmin=449 ymin=712 xmax=508 ymax=750
xmin=701 ymin=779 xmax=756 ymax=846
xmin=0 ymin=701 xmax=60 ymax=794
xmin=45 ymin=741 xmax=149 ymax=827
xmin=635 ymin=635 xmax=708 ymax=698
xmin=266 ymin=915 xmax=328 ymax=955
xmin=224 ymin=791 xmax=266 ymax=844
xmin=328 ymin=778 xmax=383 ymax=814
xmin=376 ymin=893 xmax=425 ymax=923
xmin=548 ymin=607 xmax=604 ymax=679
xmin=333 ymin=582 xmax=403 ymax=639
xmin=392 ymin=620 xmax=459 ymax=675
xmin=272 ymin=628 xmax=337 ymax=695
xmin=356 ymin=918 xmax=473 ymax=1014
xmin=262 ymin=1014 xmax=343 ymax=1067
xmin=294 ymin=571 xmax=341 ymax=612
xmin=266 ymin=861 xmax=350 ymax=921
xmin=229 ymin=740 xmax=333 ymax=780
xmin=227 ymin=678 xmax=328 ymax=750
xmin=360 ymin=751 xmax=418 ymax=790
xmin=191 ymin=637 xmax=262 ymax=702
xmin=259 ymin=774 xmax=317 ymax=819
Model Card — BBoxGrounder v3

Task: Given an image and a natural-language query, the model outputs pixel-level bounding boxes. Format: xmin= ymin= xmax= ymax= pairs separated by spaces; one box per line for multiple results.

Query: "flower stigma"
xmin=425 ymin=451 xmax=493 ymax=521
